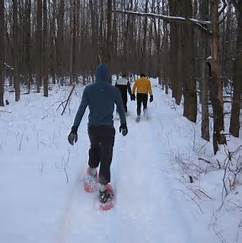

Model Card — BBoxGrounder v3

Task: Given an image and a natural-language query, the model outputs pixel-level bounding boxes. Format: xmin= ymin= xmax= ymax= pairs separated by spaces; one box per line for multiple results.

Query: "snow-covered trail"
xmin=0 ymin=82 xmax=220 ymax=243
xmin=54 ymin=85 xmax=219 ymax=243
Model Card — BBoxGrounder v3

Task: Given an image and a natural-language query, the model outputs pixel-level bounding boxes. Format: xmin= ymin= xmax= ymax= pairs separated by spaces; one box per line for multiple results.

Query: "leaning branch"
xmin=114 ymin=9 xmax=211 ymax=25
xmin=57 ymin=85 xmax=76 ymax=116
xmin=113 ymin=10 xmax=211 ymax=35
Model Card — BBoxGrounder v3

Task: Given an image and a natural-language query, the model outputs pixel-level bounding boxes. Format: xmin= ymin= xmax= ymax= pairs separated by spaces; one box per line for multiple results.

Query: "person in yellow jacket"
xmin=131 ymin=74 xmax=153 ymax=121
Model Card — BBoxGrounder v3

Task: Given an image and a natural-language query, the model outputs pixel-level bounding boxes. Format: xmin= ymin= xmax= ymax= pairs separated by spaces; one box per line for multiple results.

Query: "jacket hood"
xmin=95 ymin=64 xmax=111 ymax=83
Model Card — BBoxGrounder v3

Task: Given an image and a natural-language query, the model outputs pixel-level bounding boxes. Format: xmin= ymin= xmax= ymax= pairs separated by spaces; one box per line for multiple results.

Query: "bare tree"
xmin=0 ymin=0 xmax=4 ymax=106
xmin=56 ymin=0 xmax=64 ymax=85
xmin=181 ymin=0 xmax=197 ymax=122
xmin=36 ymin=0 xmax=43 ymax=93
xmin=229 ymin=1 xmax=242 ymax=137
xmin=12 ymin=0 xmax=20 ymax=101
xmin=24 ymin=0 xmax=32 ymax=93
xmin=70 ymin=0 xmax=78 ymax=84
xmin=168 ymin=0 xmax=182 ymax=105
xmin=200 ymin=0 xmax=210 ymax=141
xmin=105 ymin=0 xmax=112 ymax=66
xmin=43 ymin=0 xmax=48 ymax=96
xmin=209 ymin=0 xmax=226 ymax=154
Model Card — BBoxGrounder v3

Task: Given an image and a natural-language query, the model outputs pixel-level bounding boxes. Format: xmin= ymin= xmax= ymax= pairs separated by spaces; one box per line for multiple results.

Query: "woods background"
xmin=0 ymin=0 xmax=241 ymax=153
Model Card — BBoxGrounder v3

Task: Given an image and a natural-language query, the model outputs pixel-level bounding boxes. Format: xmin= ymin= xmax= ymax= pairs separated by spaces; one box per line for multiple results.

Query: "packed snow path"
xmin=0 ymin=81 xmax=220 ymax=243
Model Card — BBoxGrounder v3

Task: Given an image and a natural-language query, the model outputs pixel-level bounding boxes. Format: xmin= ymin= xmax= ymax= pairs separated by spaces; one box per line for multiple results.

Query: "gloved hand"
xmin=68 ymin=126 xmax=78 ymax=145
xmin=131 ymin=94 xmax=135 ymax=101
xmin=149 ymin=95 xmax=153 ymax=103
xmin=119 ymin=122 xmax=128 ymax=136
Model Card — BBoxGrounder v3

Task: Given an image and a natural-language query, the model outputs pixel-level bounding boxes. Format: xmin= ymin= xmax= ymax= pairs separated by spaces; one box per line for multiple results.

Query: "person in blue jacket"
xmin=68 ymin=64 xmax=128 ymax=203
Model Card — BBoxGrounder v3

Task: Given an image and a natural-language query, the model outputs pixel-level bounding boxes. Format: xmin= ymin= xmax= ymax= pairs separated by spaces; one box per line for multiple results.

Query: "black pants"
xmin=136 ymin=93 xmax=148 ymax=116
xmin=121 ymin=94 xmax=128 ymax=112
xmin=88 ymin=125 xmax=115 ymax=185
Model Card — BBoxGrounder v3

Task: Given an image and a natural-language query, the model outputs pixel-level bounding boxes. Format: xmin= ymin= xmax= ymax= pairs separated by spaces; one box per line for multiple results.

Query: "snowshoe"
xmin=83 ymin=168 xmax=98 ymax=193
xmin=99 ymin=184 xmax=114 ymax=210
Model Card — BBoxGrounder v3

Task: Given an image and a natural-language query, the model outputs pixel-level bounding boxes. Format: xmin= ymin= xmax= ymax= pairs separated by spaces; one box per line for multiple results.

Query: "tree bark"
xmin=168 ymin=0 xmax=182 ymax=105
xmin=56 ymin=0 xmax=64 ymax=85
xmin=181 ymin=0 xmax=197 ymax=122
xmin=0 ymin=0 xmax=4 ymax=106
xmin=229 ymin=1 xmax=242 ymax=137
xmin=36 ymin=0 xmax=43 ymax=93
xmin=200 ymin=0 xmax=210 ymax=141
xmin=13 ymin=0 xmax=20 ymax=101
xmin=209 ymin=0 xmax=226 ymax=154
xmin=43 ymin=0 xmax=48 ymax=97
xmin=24 ymin=0 xmax=32 ymax=93
xmin=105 ymin=0 xmax=112 ymax=67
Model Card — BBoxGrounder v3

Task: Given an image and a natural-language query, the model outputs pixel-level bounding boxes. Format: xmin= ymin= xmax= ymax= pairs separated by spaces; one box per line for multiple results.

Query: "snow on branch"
xmin=114 ymin=9 xmax=211 ymax=26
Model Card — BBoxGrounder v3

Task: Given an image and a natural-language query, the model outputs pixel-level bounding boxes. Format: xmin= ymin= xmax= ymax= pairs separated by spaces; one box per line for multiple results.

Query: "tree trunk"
xmin=13 ymin=0 xmax=20 ymax=101
xmin=105 ymin=0 xmax=112 ymax=67
xmin=181 ymin=0 xmax=197 ymax=122
xmin=229 ymin=1 xmax=242 ymax=137
xmin=0 ymin=0 xmax=4 ymax=106
xmin=168 ymin=0 xmax=182 ymax=105
xmin=141 ymin=0 xmax=148 ymax=73
xmin=57 ymin=0 xmax=64 ymax=85
xmin=200 ymin=0 xmax=210 ymax=141
xmin=36 ymin=0 xmax=42 ymax=93
xmin=24 ymin=0 xmax=32 ymax=93
xmin=43 ymin=0 xmax=48 ymax=97
xmin=71 ymin=0 xmax=77 ymax=84
xmin=49 ymin=0 xmax=56 ymax=85
xmin=89 ymin=0 xmax=99 ymax=71
xmin=209 ymin=0 xmax=226 ymax=154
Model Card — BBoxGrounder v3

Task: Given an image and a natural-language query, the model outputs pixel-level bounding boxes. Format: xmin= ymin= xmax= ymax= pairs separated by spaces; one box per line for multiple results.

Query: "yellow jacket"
xmin=132 ymin=77 xmax=153 ymax=95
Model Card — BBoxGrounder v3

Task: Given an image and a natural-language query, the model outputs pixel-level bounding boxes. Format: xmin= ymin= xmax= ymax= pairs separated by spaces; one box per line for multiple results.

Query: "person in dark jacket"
xmin=68 ymin=64 xmax=128 ymax=203
xmin=115 ymin=73 xmax=132 ymax=113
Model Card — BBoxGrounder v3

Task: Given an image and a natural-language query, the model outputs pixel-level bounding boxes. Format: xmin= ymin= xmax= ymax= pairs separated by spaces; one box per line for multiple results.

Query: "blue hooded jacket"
xmin=73 ymin=64 xmax=126 ymax=128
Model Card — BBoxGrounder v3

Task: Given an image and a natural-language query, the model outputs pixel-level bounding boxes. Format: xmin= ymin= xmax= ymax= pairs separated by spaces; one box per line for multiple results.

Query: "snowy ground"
xmin=0 ymin=80 xmax=241 ymax=243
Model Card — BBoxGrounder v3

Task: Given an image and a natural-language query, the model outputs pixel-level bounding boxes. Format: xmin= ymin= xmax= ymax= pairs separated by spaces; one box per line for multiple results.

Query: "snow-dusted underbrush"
xmin=173 ymin=138 xmax=242 ymax=242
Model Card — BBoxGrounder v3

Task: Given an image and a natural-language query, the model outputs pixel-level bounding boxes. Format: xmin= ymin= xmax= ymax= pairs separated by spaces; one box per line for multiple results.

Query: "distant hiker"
xmin=131 ymin=73 xmax=153 ymax=121
xmin=115 ymin=73 xmax=132 ymax=113
xmin=68 ymin=64 xmax=128 ymax=204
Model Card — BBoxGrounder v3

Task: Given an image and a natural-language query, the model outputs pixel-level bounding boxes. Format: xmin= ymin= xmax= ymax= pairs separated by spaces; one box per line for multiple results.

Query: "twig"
xmin=61 ymin=85 xmax=76 ymax=116
xmin=198 ymin=157 xmax=211 ymax=164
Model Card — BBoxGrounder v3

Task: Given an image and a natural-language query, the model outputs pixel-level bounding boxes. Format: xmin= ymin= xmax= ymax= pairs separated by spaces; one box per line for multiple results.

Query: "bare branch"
xmin=219 ymin=0 xmax=227 ymax=16
xmin=60 ymin=85 xmax=76 ymax=116
xmin=113 ymin=9 xmax=211 ymax=26
xmin=230 ymin=0 xmax=239 ymax=12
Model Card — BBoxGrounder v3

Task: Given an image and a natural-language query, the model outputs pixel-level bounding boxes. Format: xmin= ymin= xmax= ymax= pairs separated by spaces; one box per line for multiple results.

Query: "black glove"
xmin=68 ymin=126 xmax=78 ymax=145
xmin=119 ymin=122 xmax=128 ymax=136
xmin=131 ymin=94 xmax=135 ymax=101
xmin=149 ymin=95 xmax=153 ymax=103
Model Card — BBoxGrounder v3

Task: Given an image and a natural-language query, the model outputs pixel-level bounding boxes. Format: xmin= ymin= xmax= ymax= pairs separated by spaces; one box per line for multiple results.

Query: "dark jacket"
xmin=115 ymin=77 xmax=132 ymax=100
xmin=73 ymin=64 xmax=126 ymax=129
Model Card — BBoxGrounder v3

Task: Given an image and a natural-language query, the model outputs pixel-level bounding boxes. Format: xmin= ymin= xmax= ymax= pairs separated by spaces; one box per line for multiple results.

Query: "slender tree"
xmin=200 ymin=0 xmax=210 ymax=141
xmin=181 ymin=0 xmax=197 ymax=122
xmin=0 ymin=0 xmax=4 ymax=106
xmin=56 ymin=0 xmax=64 ymax=84
xmin=36 ymin=0 xmax=43 ymax=93
xmin=12 ymin=0 xmax=20 ymax=101
xmin=24 ymin=0 xmax=32 ymax=93
xmin=43 ymin=0 xmax=48 ymax=96
xmin=168 ymin=0 xmax=182 ymax=105
xmin=209 ymin=0 xmax=226 ymax=153
xmin=105 ymin=0 xmax=112 ymax=67
xmin=230 ymin=1 xmax=242 ymax=137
